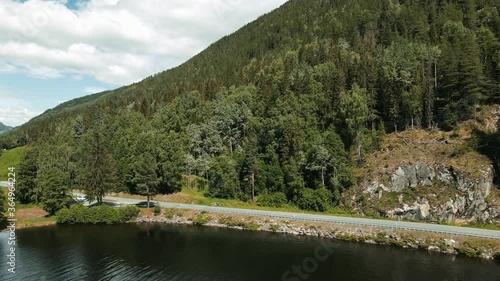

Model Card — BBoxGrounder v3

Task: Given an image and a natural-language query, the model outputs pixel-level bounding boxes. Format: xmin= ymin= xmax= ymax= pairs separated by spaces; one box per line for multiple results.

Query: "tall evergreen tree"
xmin=78 ymin=127 xmax=116 ymax=204
xmin=439 ymin=21 xmax=485 ymax=128
xmin=132 ymin=152 xmax=159 ymax=208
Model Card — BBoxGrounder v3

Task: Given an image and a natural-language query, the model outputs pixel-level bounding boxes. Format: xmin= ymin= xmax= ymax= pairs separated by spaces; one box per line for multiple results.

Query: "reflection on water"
xmin=0 ymin=223 xmax=499 ymax=281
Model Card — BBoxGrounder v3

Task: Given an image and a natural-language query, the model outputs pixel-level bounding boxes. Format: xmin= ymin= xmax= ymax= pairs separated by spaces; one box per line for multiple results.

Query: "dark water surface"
xmin=0 ymin=223 xmax=498 ymax=281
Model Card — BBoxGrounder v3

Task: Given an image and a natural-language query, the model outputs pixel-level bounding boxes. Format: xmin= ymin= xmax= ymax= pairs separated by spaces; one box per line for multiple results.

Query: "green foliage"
xmin=269 ymin=224 xmax=280 ymax=232
xmin=132 ymin=152 xmax=159 ymax=203
xmin=77 ymin=125 xmax=117 ymax=204
xmin=155 ymin=131 xmax=184 ymax=194
xmin=192 ymin=213 xmax=211 ymax=225
xmin=455 ymin=246 xmax=482 ymax=258
xmin=257 ymin=191 xmax=288 ymax=208
xmin=16 ymin=147 xmax=38 ymax=204
xmin=206 ymin=156 xmax=239 ymax=199
xmin=119 ymin=205 xmax=141 ymax=221
xmin=56 ymin=204 xmax=140 ymax=224
xmin=243 ymin=222 xmax=260 ymax=231
xmin=36 ymin=153 xmax=73 ymax=215
xmin=255 ymin=145 xmax=284 ymax=193
xmin=438 ymin=21 xmax=485 ymax=129
xmin=296 ymin=188 xmax=332 ymax=212
xmin=153 ymin=205 xmax=161 ymax=216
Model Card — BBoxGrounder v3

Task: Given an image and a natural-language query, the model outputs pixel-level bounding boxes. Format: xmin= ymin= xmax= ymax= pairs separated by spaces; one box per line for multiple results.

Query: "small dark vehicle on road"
xmin=136 ymin=201 xmax=158 ymax=208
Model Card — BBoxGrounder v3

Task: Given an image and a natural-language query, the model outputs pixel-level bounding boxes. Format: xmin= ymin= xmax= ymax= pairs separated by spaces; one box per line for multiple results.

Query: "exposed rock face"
xmin=384 ymin=163 xmax=435 ymax=192
xmin=362 ymin=162 xmax=498 ymax=223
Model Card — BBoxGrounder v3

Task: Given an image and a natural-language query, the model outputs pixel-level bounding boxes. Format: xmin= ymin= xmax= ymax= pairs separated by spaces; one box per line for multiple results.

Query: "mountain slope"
xmin=0 ymin=122 xmax=13 ymax=134
xmin=3 ymin=0 xmax=497 ymax=147
xmin=3 ymin=0 xmax=499 ymax=222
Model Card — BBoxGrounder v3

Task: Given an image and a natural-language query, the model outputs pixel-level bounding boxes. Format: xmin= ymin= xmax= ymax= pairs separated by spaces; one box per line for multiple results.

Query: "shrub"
xmin=269 ymin=224 xmax=280 ymax=232
xmin=56 ymin=204 xmax=141 ymax=224
xmin=55 ymin=208 xmax=73 ymax=224
xmin=164 ymin=209 xmax=175 ymax=219
xmin=87 ymin=205 xmax=120 ymax=224
xmin=243 ymin=222 xmax=260 ymax=231
xmin=257 ymin=191 xmax=288 ymax=208
xmin=455 ymin=246 xmax=481 ymax=258
xmin=296 ymin=188 xmax=316 ymax=211
xmin=193 ymin=213 xmax=211 ymax=225
xmin=120 ymin=205 xmax=140 ymax=221
xmin=219 ymin=216 xmax=245 ymax=227
xmin=296 ymin=188 xmax=332 ymax=212
xmin=153 ymin=205 xmax=161 ymax=216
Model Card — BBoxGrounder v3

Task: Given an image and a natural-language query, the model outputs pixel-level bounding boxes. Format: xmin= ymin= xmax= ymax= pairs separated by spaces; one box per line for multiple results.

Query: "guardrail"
xmin=155 ymin=201 xmax=500 ymax=240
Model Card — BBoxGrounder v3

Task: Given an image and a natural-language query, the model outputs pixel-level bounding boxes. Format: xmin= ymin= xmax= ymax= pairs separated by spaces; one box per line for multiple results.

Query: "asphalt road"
xmin=73 ymin=192 xmax=500 ymax=240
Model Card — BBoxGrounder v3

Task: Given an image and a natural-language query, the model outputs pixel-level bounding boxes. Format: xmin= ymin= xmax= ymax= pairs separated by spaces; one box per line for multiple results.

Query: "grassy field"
xmin=0 ymin=146 xmax=26 ymax=181
xmin=1 ymin=187 xmax=55 ymax=230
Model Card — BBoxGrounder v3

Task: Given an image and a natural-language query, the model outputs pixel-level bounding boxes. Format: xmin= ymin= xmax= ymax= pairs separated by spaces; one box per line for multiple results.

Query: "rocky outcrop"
xmin=362 ymin=162 xmax=499 ymax=223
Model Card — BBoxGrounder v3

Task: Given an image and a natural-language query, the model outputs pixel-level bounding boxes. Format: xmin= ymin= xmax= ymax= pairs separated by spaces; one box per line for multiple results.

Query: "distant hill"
xmin=0 ymin=122 xmax=13 ymax=134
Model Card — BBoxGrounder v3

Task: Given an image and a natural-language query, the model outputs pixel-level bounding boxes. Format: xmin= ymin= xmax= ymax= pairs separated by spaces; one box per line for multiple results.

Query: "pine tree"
xmin=156 ymin=131 xmax=184 ymax=194
xmin=132 ymin=152 xmax=159 ymax=208
xmin=438 ymin=21 xmax=485 ymax=128
xmin=78 ymin=127 xmax=116 ymax=204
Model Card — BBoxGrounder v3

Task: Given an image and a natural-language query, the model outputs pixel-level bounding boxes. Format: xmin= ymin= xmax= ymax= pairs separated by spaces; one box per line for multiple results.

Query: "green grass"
xmin=20 ymin=216 xmax=56 ymax=227
xmin=180 ymin=187 xmax=360 ymax=217
xmin=0 ymin=146 xmax=26 ymax=180
xmin=459 ymin=223 xmax=500 ymax=231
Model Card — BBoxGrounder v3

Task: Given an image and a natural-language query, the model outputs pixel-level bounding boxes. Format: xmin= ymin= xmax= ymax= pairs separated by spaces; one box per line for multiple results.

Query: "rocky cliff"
xmin=359 ymin=162 xmax=499 ymax=223
xmin=343 ymin=106 xmax=500 ymax=224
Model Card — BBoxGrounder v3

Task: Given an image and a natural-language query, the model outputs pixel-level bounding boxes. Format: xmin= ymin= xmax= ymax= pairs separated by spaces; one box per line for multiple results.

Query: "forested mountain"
xmin=4 ymin=0 xmax=499 ymax=216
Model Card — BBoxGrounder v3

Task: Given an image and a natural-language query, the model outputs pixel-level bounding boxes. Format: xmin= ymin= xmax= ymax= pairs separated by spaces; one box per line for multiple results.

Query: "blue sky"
xmin=64 ymin=0 xmax=85 ymax=10
xmin=0 ymin=0 xmax=288 ymax=126
xmin=17 ymin=0 xmax=86 ymax=10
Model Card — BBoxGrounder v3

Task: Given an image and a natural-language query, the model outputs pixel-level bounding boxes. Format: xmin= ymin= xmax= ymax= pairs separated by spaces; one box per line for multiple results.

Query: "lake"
xmin=0 ymin=223 xmax=499 ymax=281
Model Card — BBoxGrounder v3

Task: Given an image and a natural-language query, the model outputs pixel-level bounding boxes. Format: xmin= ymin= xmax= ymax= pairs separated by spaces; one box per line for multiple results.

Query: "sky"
xmin=0 ymin=0 xmax=288 ymax=127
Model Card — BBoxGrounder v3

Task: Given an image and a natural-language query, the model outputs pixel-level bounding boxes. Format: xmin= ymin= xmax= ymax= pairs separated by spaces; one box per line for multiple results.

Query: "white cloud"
xmin=84 ymin=86 xmax=107 ymax=94
xmin=0 ymin=63 xmax=17 ymax=74
xmin=0 ymin=94 xmax=41 ymax=126
xmin=0 ymin=0 xmax=289 ymax=86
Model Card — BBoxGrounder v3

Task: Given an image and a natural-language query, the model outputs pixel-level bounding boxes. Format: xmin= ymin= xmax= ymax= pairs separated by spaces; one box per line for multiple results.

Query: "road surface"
xmin=74 ymin=192 xmax=500 ymax=240
xmin=0 ymin=181 xmax=12 ymax=188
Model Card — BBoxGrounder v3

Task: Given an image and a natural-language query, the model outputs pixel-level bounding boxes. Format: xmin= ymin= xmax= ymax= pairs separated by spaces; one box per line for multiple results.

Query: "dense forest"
xmin=2 ymin=0 xmax=499 ymax=214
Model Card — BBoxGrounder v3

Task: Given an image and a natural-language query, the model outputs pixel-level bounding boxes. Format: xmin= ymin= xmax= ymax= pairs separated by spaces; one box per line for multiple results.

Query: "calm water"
xmin=0 ymin=223 xmax=499 ymax=281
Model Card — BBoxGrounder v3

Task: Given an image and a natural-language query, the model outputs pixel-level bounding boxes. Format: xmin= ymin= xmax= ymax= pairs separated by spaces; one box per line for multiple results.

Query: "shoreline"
xmin=136 ymin=208 xmax=500 ymax=260
xmin=4 ymin=207 xmax=499 ymax=260
xmin=0 ymin=220 xmax=56 ymax=232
